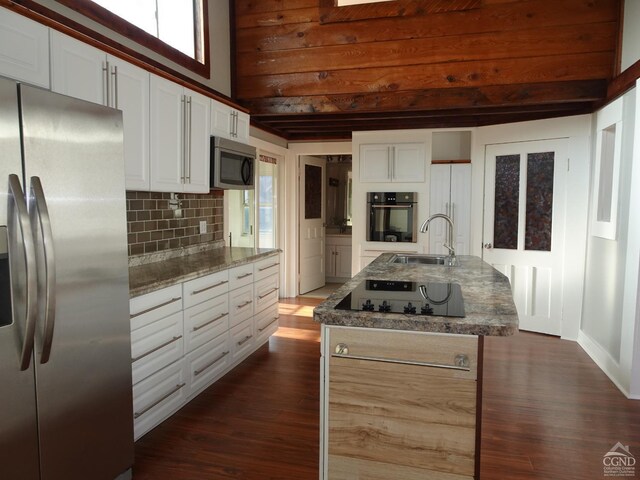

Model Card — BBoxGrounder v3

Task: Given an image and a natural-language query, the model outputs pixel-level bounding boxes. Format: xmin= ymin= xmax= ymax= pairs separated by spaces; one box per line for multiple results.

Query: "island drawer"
xmin=228 ymin=263 xmax=254 ymax=290
xmin=183 ymin=269 xmax=229 ymax=309
xmin=254 ymin=254 xmax=280 ymax=281
xmin=326 ymin=327 xmax=478 ymax=381
xmin=183 ymin=294 xmax=229 ymax=354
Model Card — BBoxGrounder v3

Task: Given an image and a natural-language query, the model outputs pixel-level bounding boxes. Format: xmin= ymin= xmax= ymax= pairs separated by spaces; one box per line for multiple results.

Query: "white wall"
xmin=27 ymin=0 xmax=231 ymax=95
xmin=621 ymin=0 xmax=640 ymax=72
xmin=579 ymin=85 xmax=640 ymax=398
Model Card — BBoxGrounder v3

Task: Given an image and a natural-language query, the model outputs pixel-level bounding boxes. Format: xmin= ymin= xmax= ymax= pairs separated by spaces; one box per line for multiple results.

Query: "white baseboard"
xmin=577 ymin=330 xmax=631 ymax=398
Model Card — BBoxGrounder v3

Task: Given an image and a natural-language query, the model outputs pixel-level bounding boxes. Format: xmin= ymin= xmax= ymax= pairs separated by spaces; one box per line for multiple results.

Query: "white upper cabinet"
xmin=150 ymin=75 xmax=210 ymax=193
xmin=211 ymin=100 xmax=249 ymax=142
xmin=359 ymin=143 xmax=426 ymax=183
xmin=50 ymin=31 xmax=150 ymax=190
xmin=0 ymin=7 xmax=49 ymax=88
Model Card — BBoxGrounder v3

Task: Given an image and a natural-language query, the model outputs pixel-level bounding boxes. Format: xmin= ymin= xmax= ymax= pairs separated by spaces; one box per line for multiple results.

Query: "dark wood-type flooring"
xmin=133 ymin=297 xmax=640 ymax=479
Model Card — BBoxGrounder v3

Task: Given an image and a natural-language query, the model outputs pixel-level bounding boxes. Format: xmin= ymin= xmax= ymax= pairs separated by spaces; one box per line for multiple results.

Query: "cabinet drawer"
xmin=255 ymin=302 xmax=279 ymax=346
xmin=133 ymin=360 xmax=187 ymax=440
xmin=254 ymin=273 xmax=279 ymax=313
xmin=183 ymin=270 xmax=229 ymax=309
xmin=229 ymin=263 xmax=254 ymax=290
xmin=183 ymin=294 xmax=229 ymax=354
xmin=131 ymin=311 xmax=184 ymax=384
xmin=130 ymin=284 xmax=182 ymax=330
xmin=327 ymin=328 xmax=478 ymax=380
xmin=185 ymin=332 xmax=231 ymax=398
xmin=230 ymin=318 xmax=255 ymax=363
xmin=254 ymin=255 xmax=280 ymax=281
xmin=229 ymin=283 xmax=254 ymax=328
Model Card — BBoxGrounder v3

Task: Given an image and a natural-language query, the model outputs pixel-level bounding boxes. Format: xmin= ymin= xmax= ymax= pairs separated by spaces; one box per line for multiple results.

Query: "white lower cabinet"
xmin=130 ymin=253 xmax=280 ymax=439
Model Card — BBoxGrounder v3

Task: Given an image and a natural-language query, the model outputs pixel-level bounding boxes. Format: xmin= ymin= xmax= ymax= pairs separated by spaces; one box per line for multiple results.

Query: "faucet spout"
xmin=420 ymin=213 xmax=456 ymax=258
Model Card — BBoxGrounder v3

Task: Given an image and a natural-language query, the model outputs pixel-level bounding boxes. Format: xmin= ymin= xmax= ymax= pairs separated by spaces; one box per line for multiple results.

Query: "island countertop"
xmin=313 ymin=253 xmax=518 ymax=336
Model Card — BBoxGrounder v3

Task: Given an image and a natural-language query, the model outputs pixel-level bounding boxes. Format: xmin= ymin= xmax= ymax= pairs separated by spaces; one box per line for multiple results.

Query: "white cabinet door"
xmin=334 ymin=245 xmax=352 ymax=278
xmin=0 ymin=7 xmax=49 ymax=87
xmin=235 ymin=111 xmax=250 ymax=141
xmin=109 ymin=56 xmax=150 ymax=191
xmin=429 ymin=164 xmax=451 ymax=255
xmin=150 ymin=75 xmax=184 ymax=192
xmin=183 ymin=88 xmax=210 ymax=193
xmin=393 ymin=143 xmax=426 ymax=182
xmin=50 ymin=30 xmax=106 ymax=105
xmin=450 ymin=164 xmax=472 ymax=255
xmin=211 ymin=100 xmax=233 ymax=139
xmin=359 ymin=144 xmax=391 ymax=182
xmin=325 ymin=245 xmax=336 ymax=278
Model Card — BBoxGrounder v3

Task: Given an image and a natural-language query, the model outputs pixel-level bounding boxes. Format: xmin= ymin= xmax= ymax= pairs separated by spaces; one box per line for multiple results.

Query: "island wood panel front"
xmin=326 ymin=328 xmax=479 ymax=479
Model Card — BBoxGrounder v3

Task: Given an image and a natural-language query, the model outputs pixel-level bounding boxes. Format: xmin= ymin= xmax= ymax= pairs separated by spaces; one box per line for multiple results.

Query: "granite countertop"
xmin=129 ymin=247 xmax=280 ymax=298
xmin=313 ymin=253 xmax=518 ymax=336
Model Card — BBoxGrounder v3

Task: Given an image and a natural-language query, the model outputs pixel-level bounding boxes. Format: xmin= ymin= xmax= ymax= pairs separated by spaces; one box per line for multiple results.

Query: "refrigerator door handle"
xmin=8 ymin=174 xmax=38 ymax=370
xmin=30 ymin=177 xmax=56 ymax=364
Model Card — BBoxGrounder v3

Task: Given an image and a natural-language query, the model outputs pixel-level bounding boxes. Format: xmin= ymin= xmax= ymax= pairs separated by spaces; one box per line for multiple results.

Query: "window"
xmin=56 ymin=0 xmax=209 ymax=77
xmin=257 ymin=154 xmax=279 ymax=249
xmin=591 ymin=97 xmax=623 ymax=240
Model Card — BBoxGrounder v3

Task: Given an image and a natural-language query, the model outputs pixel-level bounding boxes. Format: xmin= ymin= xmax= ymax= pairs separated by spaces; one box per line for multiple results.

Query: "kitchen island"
xmin=314 ymin=253 xmax=518 ymax=480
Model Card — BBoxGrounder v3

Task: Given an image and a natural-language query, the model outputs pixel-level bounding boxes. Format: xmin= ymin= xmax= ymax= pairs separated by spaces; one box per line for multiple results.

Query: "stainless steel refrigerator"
xmin=0 ymin=77 xmax=134 ymax=479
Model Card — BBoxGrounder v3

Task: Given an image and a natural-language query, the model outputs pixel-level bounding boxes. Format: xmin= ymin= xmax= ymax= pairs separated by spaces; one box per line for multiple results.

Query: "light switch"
xmin=199 ymin=221 xmax=207 ymax=234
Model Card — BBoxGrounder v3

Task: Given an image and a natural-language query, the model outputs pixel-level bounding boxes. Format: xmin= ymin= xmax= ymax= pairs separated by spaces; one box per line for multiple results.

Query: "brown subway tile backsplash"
xmin=126 ymin=190 xmax=224 ymax=257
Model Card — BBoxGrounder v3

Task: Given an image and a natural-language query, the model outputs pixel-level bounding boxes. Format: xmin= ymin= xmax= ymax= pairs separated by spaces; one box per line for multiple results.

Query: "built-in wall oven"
xmin=367 ymin=192 xmax=418 ymax=242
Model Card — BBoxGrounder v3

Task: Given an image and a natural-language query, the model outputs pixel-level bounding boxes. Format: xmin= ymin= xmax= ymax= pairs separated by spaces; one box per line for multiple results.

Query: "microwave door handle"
xmin=241 ymin=158 xmax=251 ymax=185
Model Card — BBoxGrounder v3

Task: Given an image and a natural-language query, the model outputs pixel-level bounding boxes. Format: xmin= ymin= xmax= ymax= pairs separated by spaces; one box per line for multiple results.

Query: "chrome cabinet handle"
xmin=391 ymin=146 xmax=396 ymax=179
xmin=102 ymin=61 xmax=110 ymax=106
xmin=8 ymin=174 xmax=38 ymax=371
xmin=484 ymin=243 xmax=493 ymax=249
xmin=132 ymin=335 xmax=182 ymax=363
xmin=186 ymin=96 xmax=192 ymax=182
xmin=258 ymin=317 xmax=279 ymax=332
xmin=134 ymin=383 xmax=185 ymax=419
xmin=181 ymin=95 xmax=186 ymax=183
xmin=130 ymin=296 xmax=181 ymax=319
xmin=111 ymin=65 xmax=118 ymax=108
xmin=258 ymin=287 xmax=278 ymax=300
xmin=258 ymin=262 xmax=279 ymax=271
xmin=237 ymin=272 xmax=253 ymax=279
xmin=192 ymin=312 xmax=227 ymax=332
xmin=370 ymin=204 xmax=412 ymax=209
xmin=191 ymin=280 xmax=228 ymax=295
xmin=236 ymin=300 xmax=252 ymax=309
xmin=331 ymin=343 xmax=471 ymax=372
xmin=30 ymin=177 xmax=56 ymax=364
xmin=194 ymin=351 xmax=229 ymax=376
xmin=237 ymin=335 xmax=253 ymax=346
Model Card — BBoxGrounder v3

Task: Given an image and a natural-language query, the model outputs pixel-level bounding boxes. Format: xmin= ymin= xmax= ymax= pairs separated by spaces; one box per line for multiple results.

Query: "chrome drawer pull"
xmin=194 ymin=351 xmax=229 ymax=376
xmin=258 ymin=287 xmax=278 ymax=300
xmin=258 ymin=317 xmax=279 ymax=332
xmin=192 ymin=312 xmax=228 ymax=332
xmin=134 ymin=382 xmax=185 ymax=419
xmin=258 ymin=262 xmax=279 ymax=271
xmin=130 ymin=297 xmax=181 ymax=319
xmin=191 ymin=280 xmax=228 ymax=295
xmin=331 ymin=344 xmax=470 ymax=372
xmin=237 ymin=272 xmax=253 ymax=279
xmin=132 ymin=335 xmax=182 ymax=363
xmin=237 ymin=335 xmax=253 ymax=346
xmin=236 ymin=300 xmax=253 ymax=309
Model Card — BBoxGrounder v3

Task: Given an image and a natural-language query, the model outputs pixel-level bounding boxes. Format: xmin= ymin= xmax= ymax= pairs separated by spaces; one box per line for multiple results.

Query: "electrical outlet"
xmin=199 ymin=220 xmax=207 ymax=234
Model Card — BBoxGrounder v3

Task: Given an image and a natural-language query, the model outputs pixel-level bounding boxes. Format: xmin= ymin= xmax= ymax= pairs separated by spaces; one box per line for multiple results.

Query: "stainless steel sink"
xmin=389 ymin=254 xmax=458 ymax=266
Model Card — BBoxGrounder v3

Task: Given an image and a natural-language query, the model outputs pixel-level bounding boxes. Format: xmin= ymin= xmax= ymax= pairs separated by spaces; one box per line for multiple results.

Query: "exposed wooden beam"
xmin=242 ymin=81 xmax=606 ymax=115
xmin=607 ymin=58 xmax=640 ymax=102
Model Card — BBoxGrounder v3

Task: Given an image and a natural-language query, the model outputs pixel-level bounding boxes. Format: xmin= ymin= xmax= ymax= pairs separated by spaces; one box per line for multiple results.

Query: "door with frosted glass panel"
xmin=483 ymin=139 xmax=567 ymax=335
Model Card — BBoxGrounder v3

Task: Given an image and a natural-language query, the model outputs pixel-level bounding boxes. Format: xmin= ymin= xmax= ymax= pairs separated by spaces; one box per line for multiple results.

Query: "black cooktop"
xmin=334 ymin=280 xmax=465 ymax=317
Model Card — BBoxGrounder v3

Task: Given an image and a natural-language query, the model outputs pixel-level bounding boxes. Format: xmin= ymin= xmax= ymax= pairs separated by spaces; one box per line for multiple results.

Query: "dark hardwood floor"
xmin=133 ymin=297 xmax=640 ymax=479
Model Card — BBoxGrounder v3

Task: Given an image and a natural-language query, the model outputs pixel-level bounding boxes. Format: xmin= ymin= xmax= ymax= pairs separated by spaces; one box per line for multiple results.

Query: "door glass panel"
xmin=525 ymin=152 xmax=555 ymax=251
xmin=305 ymin=164 xmax=322 ymax=219
xmin=494 ymin=154 xmax=520 ymax=250
xmin=258 ymin=156 xmax=277 ymax=248
xmin=0 ymin=226 xmax=12 ymax=327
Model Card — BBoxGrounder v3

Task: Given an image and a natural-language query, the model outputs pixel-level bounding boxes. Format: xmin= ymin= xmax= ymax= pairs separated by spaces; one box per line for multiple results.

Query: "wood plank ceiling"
xmin=233 ymin=0 xmax=620 ymax=141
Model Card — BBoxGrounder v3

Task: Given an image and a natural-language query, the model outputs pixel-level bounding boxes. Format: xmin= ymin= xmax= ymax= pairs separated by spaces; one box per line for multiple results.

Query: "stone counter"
xmin=129 ymin=247 xmax=280 ymax=298
xmin=313 ymin=253 xmax=518 ymax=336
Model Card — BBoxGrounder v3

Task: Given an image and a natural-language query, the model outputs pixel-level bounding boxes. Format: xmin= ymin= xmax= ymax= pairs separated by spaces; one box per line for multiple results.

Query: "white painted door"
xmin=299 ymin=156 xmax=326 ymax=294
xmin=483 ymin=139 xmax=568 ymax=335
xmin=450 ymin=163 xmax=472 ymax=255
xmin=429 ymin=164 xmax=451 ymax=255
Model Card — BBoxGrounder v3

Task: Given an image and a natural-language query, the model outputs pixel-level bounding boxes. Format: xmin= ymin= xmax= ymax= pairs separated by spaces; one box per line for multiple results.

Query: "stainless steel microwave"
xmin=210 ymin=136 xmax=256 ymax=189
